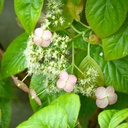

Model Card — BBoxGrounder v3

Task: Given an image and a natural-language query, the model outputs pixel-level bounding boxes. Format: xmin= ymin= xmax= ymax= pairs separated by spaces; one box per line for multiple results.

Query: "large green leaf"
xmin=14 ymin=0 xmax=44 ymax=34
xmin=90 ymin=45 xmax=128 ymax=94
xmin=0 ymin=99 xmax=11 ymax=128
xmin=1 ymin=33 xmax=28 ymax=78
xmin=102 ymin=19 xmax=128 ymax=60
xmin=17 ymin=105 xmax=68 ymax=128
xmin=116 ymin=123 xmax=128 ymax=128
xmin=50 ymin=93 xmax=80 ymax=128
xmin=98 ymin=108 xmax=128 ymax=128
xmin=0 ymin=0 xmax=4 ymax=14
xmin=86 ymin=0 xmax=128 ymax=38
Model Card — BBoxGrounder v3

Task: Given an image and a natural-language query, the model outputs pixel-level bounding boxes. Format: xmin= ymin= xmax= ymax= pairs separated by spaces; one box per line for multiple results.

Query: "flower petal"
xmin=42 ymin=40 xmax=51 ymax=47
xmin=34 ymin=28 xmax=44 ymax=37
xmin=33 ymin=36 xmax=43 ymax=46
xmin=96 ymin=98 xmax=108 ymax=108
xmin=64 ymin=82 xmax=74 ymax=92
xmin=106 ymin=86 xmax=115 ymax=94
xmin=56 ymin=79 xmax=66 ymax=89
xmin=108 ymin=93 xmax=118 ymax=105
xmin=43 ymin=30 xmax=52 ymax=40
xmin=68 ymin=75 xmax=77 ymax=85
xmin=95 ymin=87 xmax=107 ymax=99
xmin=59 ymin=71 xmax=69 ymax=80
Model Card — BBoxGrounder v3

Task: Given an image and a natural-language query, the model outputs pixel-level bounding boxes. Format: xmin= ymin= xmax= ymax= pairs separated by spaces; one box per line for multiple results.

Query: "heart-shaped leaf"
xmin=78 ymin=55 xmax=105 ymax=86
xmin=1 ymin=33 xmax=28 ymax=78
xmin=86 ymin=0 xmax=128 ymax=38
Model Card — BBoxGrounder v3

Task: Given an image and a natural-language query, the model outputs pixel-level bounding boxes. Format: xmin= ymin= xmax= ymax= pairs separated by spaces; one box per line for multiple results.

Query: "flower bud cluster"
xmin=74 ymin=67 xmax=99 ymax=97
xmin=42 ymin=0 xmax=65 ymax=29
xmin=24 ymin=30 xmax=70 ymax=93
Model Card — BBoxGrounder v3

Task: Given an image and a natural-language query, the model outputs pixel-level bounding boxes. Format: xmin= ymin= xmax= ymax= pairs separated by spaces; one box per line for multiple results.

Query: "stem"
xmin=71 ymin=25 xmax=82 ymax=34
xmin=71 ymin=41 xmax=75 ymax=74
xmin=74 ymin=64 xmax=86 ymax=78
xmin=36 ymin=89 xmax=46 ymax=97
xmin=87 ymin=43 xmax=90 ymax=56
xmin=22 ymin=74 xmax=29 ymax=82
xmin=78 ymin=21 xmax=91 ymax=29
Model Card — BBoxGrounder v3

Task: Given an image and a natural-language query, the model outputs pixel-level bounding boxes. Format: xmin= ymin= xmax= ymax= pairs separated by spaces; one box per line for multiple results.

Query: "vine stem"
xmin=78 ymin=21 xmax=91 ymax=29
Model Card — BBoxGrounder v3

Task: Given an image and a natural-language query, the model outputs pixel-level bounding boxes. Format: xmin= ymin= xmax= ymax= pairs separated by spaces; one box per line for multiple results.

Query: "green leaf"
xmin=14 ymin=0 xmax=44 ymax=34
xmin=78 ymin=55 xmax=105 ymax=86
xmin=90 ymin=45 xmax=128 ymax=94
xmin=17 ymin=105 xmax=68 ymax=128
xmin=102 ymin=19 xmax=128 ymax=60
xmin=0 ymin=0 xmax=5 ymax=14
xmin=0 ymin=99 xmax=11 ymax=128
xmin=50 ymin=93 xmax=80 ymax=128
xmin=66 ymin=0 xmax=83 ymax=21
xmin=116 ymin=123 xmax=128 ymax=128
xmin=86 ymin=0 xmax=128 ymax=38
xmin=29 ymin=74 xmax=64 ymax=111
xmin=1 ymin=33 xmax=28 ymax=78
xmin=0 ymin=80 xmax=15 ymax=99
xmin=98 ymin=108 xmax=128 ymax=128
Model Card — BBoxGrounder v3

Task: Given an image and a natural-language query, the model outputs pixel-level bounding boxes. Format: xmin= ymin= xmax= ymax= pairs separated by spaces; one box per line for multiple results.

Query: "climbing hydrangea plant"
xmin=1 ymin=0 xmax=128 ymax=127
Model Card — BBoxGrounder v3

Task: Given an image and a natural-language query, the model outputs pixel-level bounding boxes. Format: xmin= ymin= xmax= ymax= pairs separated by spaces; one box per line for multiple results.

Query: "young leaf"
xmin=98 ymin=108 xmax=128 ymax=128
xmin=78 ymin=55 xmax=105 ymax=86
xmin=17 ymin=105 xmax=68 ymax=128
xmin=102 ymin=19 xmax=128 ymax=60
xmin=14 ymin=0 xmax=44 ymax=34
xmin=86 ymin=0 xmax=128 ymax=38
xmin=0 ymin=99 xmax=11 ymax=128
xmin=50 ymin=93 xmax=80 ymax=128
xmin=1 ymin=33 xmax=28 ymax=78
xmin=66 ymin=0 xmax=84 ymax=21
xmin=0 ymin=0 xmax=5 ymax=14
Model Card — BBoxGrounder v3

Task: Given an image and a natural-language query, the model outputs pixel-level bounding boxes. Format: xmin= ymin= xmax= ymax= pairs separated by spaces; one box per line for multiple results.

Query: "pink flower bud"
xmin=11 ymin=76 xmax=30 ymax=93
xmin=29 ymin=89 xmax=42 ymax=106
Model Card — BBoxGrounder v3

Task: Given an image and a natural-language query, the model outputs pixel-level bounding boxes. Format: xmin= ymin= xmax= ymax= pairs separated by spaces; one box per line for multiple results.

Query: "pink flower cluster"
xmin=95 ymin=86 xmax=118 ymax=108
xmin=33 ymin=28 xmax=52 ymax=47
xmin=57 ymin=71 xmax=77 ymax=92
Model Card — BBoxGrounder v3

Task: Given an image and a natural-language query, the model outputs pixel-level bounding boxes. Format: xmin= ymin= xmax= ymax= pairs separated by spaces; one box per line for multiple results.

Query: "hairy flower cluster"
xmin=42 ymin=0 xmax=65 ymax=29
xmin=24 ymin=31 xmax=70 ymax=93
xmin=74 ymin=67 xmax=99 ymax=97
